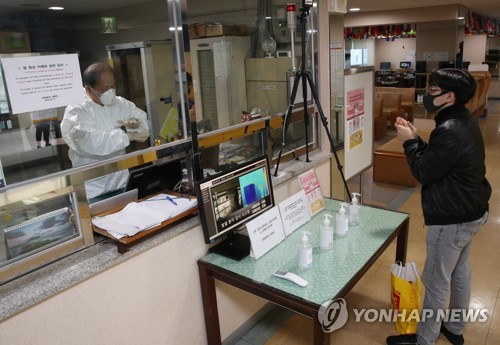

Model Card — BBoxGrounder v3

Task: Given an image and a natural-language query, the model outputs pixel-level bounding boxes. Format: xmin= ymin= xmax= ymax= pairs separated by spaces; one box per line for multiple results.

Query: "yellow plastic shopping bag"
xmin=391 ymin=262 xmax=423 ymax=334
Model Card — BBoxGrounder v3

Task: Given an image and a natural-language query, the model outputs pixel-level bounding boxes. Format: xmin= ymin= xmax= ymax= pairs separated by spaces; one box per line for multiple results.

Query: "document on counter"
xmin=142 ymin=193 xmax=197 ymax=216
xmin=92 ymin=202 xmax=170 ymax=239
xmin=91 ymin=194 xmax=197 ymax=240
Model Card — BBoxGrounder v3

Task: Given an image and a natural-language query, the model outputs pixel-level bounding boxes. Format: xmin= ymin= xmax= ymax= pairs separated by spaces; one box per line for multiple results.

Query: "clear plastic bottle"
xmin=320 ymin=214 xmax=333 ymax=250
xmin=298 ymin=231 xmax=313 ymax=270
xmin=349 ymin=192 xmax=361 ymax=226
xmin=336 ymin=203 xmax=349 ymax=237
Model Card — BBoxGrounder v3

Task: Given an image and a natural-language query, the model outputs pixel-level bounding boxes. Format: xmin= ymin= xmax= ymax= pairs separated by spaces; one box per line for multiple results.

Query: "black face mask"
xmin=423 ymin=92 xmax=447 ymax=113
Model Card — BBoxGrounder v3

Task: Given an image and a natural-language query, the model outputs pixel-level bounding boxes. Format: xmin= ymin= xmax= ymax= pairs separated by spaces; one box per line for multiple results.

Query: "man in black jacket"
xmin=387 ymin=69 xmax=491 ymax=345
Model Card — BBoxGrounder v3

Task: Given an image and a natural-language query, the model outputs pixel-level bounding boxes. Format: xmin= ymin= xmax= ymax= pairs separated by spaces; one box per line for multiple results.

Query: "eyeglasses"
xmin=426 ymin=86 xmax=448 ymax=94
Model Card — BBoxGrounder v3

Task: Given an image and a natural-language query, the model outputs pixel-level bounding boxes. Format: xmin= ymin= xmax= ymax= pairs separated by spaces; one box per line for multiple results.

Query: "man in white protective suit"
xmin=61 ymin=62 xmax=150 ymax=200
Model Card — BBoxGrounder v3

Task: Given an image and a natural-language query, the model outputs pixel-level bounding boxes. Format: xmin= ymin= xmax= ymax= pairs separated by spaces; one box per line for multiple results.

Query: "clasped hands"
xmin=116 ymin=118 xmax=149 ymax=142
xmin=116 ymin=118 xmax=140 ymax=129
xmin=394 ymin=117 xmax=418 ymax=143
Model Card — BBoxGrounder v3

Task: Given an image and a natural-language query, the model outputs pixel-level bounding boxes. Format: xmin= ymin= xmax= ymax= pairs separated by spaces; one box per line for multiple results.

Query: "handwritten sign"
xmin=278 ymin=190 xmax=311 ymax=236
xmin=246 ymin=206 xmax=285 ymax=260
xmin=1 ymin=54 xmax=84 ymax=114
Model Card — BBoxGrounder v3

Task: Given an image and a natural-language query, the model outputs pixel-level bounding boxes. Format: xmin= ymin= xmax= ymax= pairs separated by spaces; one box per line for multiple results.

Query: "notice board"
xmin=344 ymin=67 xmax=374 ymax=180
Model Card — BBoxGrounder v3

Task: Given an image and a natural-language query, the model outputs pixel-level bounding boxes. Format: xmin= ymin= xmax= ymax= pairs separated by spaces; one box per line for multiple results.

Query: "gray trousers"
xmin=417 ymin=211 xmax=488 ymax=345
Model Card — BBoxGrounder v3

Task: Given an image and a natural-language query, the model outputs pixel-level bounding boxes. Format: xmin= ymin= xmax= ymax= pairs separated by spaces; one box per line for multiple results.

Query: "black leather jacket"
xmin=402 ymin=104 xmax=491 ymax=225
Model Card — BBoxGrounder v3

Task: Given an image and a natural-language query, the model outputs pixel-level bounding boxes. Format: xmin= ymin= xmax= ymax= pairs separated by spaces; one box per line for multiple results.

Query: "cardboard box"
xmin=188 ymin=23 xmax=207 ymax=39
xmin=206 ymin=24 xmax=247 ymax=37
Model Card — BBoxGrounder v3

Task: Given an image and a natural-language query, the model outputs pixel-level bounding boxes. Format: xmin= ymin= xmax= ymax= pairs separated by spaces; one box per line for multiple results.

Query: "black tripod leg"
xmin=273 ymin=70 xmax=301 ymax=176
xmin=302 ymin=72 xmax=310 ymax=162
xmin=305 ymin=72 xmax=352 ymax=201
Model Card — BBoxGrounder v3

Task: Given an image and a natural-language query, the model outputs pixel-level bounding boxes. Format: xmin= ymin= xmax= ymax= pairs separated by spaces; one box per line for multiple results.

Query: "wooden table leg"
xmin=395 ymin=218 xmax=409 ymax=264
xmin=198 ymin=263 xmax=222 ymax=345
xmin=117 ymin=243 xmax=129 ymax=254
xmin=313 ymin=317 xmax=331 ymax=345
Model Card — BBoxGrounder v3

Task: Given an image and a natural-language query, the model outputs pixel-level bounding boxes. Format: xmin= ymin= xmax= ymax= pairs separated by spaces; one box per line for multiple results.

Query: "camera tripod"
xmin=273 ymin=0 xmax=351 ymax=200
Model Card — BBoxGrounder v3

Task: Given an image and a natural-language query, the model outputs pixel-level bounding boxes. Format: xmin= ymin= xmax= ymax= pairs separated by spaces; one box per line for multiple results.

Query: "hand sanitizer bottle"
xmin=349 ymin=192 xmax=361 ymax=226
xmin=298 ymin=231 xmax=313 ymax=270
xmin=336 ymin=203 xmax=349 ymax=237
xmin=320 ymin=214 xmax=333 ymax=250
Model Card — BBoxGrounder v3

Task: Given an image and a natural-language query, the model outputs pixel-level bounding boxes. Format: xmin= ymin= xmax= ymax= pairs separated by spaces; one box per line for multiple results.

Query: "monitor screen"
xmin=196 ymin=156 xmax=275 ymax=260
xmin=126 ymin=158 xmax=183 ymax=199
xmin=380 ymin=62 xmax=391 ymax=70
xmin=400 ymin=61 xmax=411 ymax=69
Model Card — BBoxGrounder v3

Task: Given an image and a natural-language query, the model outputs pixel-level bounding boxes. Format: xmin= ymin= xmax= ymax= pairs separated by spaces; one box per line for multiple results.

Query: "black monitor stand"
xmin=210 ymin=230 xmax=250 ymax=261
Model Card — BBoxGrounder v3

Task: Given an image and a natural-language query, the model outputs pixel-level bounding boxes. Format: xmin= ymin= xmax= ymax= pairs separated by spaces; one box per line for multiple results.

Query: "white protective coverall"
xmin=61 ymin=94 xmax=149 ymax=199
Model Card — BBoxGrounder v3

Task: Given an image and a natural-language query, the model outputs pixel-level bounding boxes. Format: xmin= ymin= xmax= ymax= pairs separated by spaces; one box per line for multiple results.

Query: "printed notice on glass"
xmin=1 ymin=54 xmax=85 ymax=114
xmin=278 ymin=190 xmax=311 ymax=236
xmin=247 ymin=206 xmax=285 ymax=260
xmin=298 ymin=169 xmax=325 ymax=217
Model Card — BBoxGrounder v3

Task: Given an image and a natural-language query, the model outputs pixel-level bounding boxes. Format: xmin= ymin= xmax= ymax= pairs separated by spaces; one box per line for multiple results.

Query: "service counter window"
xmin=0 ymin=0 xmax=322 ymax=285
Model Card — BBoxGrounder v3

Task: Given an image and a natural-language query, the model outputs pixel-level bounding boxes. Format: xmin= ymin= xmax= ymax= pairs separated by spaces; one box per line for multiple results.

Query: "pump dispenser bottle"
xmin=320 ymin=214 xmax=333 ymax=250
xmin=336 ymin=203 xmax=349 ymax=237
xmin=349 ymin=192 xmax=361 ymax=226
xmin=298 ymin=231 xmax=313 ymax=269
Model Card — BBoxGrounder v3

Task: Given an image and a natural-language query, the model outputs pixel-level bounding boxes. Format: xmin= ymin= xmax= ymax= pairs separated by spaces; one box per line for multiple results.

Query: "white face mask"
xmin=93 ymin=88 xmax=116 ymax=106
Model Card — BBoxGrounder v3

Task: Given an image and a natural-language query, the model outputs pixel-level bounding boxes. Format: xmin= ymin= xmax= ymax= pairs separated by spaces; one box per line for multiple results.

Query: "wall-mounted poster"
xmin=346 ymin=87 xmax=365 ymax=150
xmin=0 ymin=54 xmax=85 ymax=114
xmin=344 ymin=67 xmax=374 ymax=180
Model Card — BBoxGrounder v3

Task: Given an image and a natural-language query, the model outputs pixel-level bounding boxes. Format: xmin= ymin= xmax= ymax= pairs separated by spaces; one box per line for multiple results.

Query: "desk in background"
xmin=198 ymin=199 xmax=409 ymax=345
xmin=375 ymin=70 xmax=415 ymax=88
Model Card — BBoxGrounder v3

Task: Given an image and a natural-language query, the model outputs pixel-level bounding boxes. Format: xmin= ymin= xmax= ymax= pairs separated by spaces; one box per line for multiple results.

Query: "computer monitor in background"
xmin=195 ymin=156 xmax=275 ymax=260
xmin=126 ymin=158 xmax=183 ymax=199
xmin=400 ymin=61 xmax=411 ymax=69
xmin=439 ymin=61 xmax=455 ymax=69
xmin=380 ymin=62 xmax=391 ymax=70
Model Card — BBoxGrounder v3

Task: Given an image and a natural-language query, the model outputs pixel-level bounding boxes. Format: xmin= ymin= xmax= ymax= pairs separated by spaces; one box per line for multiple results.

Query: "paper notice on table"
xmin=246 ymin=206 xmax=285 ymax=260
xmin=278 ymin=190 xmax=311 ymax=236
xmin=298 ymin=169 xmax=325 ymax=217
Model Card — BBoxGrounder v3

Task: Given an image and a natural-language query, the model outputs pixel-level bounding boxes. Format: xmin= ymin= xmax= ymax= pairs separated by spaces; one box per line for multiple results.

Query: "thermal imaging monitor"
xmin=196 ymin=157 xmax=275 ymax=260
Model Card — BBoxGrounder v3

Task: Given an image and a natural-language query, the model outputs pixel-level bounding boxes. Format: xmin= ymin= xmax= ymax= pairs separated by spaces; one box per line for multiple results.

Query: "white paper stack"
xmin=92 ymin=194 xmax=197 ymax=239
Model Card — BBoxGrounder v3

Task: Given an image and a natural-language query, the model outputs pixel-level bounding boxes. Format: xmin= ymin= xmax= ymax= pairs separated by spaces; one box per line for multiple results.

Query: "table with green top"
xmin=198 ymin=199 xmax=409 ymax=345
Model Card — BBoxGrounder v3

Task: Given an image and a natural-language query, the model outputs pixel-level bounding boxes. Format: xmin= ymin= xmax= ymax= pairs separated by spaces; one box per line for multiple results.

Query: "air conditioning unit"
xmin=330 ymin=0 xmax=347 ymax=13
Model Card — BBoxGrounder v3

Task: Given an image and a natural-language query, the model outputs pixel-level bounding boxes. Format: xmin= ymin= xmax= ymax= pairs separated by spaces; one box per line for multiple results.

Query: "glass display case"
xmin=0 ymin=186 xmax=84 ymax=281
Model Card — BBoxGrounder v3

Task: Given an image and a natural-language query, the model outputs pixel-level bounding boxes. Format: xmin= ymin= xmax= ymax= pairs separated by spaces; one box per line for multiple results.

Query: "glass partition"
xmin=0 ymin=0 xmax=320 ymax=191
xmin=182 ymin=0 xmax=319 ymax=160
xmin=0 ymin=1 xmax=189 ymax=191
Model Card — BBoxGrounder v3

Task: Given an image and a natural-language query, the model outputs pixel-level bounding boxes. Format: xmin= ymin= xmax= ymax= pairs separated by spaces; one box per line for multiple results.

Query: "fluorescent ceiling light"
xmin=458 ymin=16 xmax=464 ymax=20
xmin=48 ymin=6 xmax=64 ymax=10
xmin=349 ymin=8 xmax=361 ymax=12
